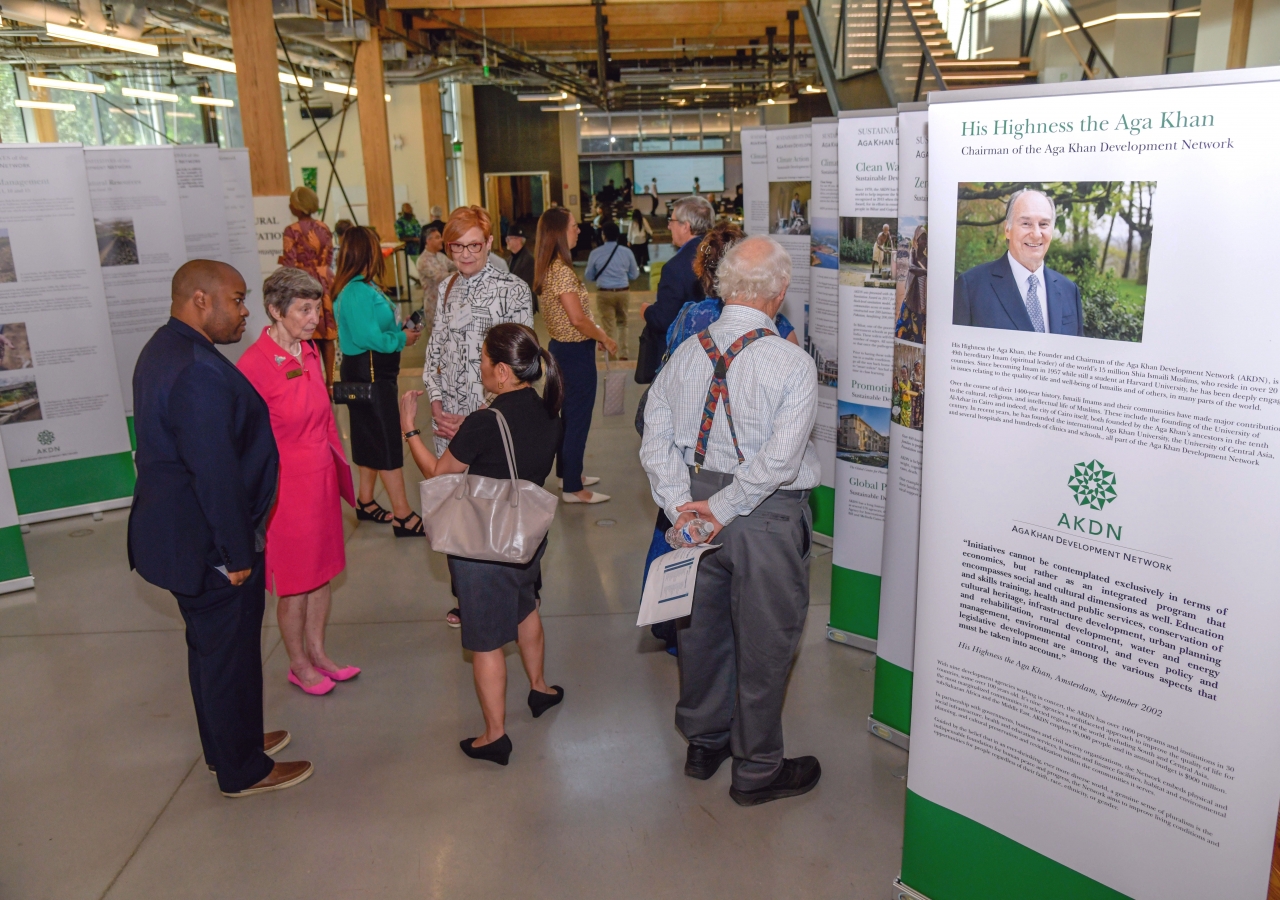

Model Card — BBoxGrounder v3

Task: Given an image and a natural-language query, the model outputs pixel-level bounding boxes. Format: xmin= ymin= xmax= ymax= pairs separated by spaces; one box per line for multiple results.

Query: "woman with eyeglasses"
xmin=422 ymin=206 xmax=535 ymax=625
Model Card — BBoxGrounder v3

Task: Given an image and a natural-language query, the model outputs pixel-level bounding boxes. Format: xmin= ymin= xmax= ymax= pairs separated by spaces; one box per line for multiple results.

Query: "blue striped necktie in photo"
xmin=1024 ymin=272 xmax=1046 ymax=332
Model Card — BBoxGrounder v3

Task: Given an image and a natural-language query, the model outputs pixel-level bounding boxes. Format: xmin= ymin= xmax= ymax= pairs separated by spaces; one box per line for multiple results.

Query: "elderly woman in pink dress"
xmin=238 ymin=267 xmax=358 ymax=697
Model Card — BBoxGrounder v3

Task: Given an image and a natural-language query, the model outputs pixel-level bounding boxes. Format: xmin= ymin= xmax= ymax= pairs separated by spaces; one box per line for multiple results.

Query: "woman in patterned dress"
xmin=279 ymin=186 xmax=338 ymax=385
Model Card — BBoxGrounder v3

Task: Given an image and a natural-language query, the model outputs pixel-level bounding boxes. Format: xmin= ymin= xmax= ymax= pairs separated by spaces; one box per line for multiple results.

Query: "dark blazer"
xmin=643 ymin=232 xmax=706 ymax=352
xmin=953 ymin=253 xmax=1083 ymax=336
xmin=128 ymin=318 xmax=279 ymax=596
xmin=509 ymin=247 xmax=535 ymax=292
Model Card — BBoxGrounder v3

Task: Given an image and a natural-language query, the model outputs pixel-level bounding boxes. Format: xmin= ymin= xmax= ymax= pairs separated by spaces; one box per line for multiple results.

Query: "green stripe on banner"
xmin=829 ymin=565 xmax=880 ymax=638
xmin=10 ymin=452 xmax=136 ymax=515
xmin=871 ymin=656 xmax=913 ymax=735
xmin=0 ymin=525 xmax=30 ymax=582
xmin=901 ymin=791 xmax=1132 ymax=900
xmin=809 ymin=484 xmax=834 ymax=537
xmin=127 ymin=415 xmax=136 ymax=451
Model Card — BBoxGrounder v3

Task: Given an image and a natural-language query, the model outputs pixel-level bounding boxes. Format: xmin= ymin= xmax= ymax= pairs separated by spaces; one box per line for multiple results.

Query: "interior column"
xmin=226 ymin=0 xmax=290 ymax=195
xmin=558 ymin=109 xmax=580 ymax=215
xmin=355 ymin=32 xmax=396 ymax=240
xmin=419 ymin=83 xmax=449 ymax=215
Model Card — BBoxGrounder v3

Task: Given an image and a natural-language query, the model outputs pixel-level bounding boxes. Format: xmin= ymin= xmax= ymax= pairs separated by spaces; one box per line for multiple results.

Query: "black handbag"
xmin=332 ymin=351 xmax=376 ymax=405
xmin=634 ymin=323 xmax=663 ymax=385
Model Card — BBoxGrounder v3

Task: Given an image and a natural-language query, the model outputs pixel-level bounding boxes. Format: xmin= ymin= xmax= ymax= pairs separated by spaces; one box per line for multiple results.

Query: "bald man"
xmin=129 ymin=260 xmax=312 ymax=798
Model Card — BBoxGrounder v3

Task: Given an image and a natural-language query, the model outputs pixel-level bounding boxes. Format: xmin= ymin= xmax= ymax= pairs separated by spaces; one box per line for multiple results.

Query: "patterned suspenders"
xmin=692 ymin=327 xmax=773 ymax=471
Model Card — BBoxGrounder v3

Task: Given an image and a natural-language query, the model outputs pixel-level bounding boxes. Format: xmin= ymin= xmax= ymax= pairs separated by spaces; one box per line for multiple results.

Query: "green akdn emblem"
xmin=1068 ymin=460 xmax=1116 ymax=511
xmin=37 ymin=430 xmax=54 ymax=446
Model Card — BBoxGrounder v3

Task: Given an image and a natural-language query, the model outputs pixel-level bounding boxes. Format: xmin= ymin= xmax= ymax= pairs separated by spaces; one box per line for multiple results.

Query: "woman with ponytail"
xmin=398 ymin=323 xmax=565 ymax=766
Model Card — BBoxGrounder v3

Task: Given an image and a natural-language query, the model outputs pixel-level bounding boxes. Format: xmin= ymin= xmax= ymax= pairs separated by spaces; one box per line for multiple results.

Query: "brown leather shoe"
xmin=221 ymin=761 xmax=313 ymax=798
xmin=208 ymin=731 xmax=292 ymax=774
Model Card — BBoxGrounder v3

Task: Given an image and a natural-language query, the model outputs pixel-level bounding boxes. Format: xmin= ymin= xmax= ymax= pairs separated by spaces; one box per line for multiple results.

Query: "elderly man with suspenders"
xmin=639 ymin=235 xmax=822 ymax=807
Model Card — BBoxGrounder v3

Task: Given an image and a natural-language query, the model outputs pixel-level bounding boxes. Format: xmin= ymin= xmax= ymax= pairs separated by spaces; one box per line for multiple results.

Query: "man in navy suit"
xmin=953 ymin=189 xmax=1084 ymax=336
xmin=637 ymin=195 xmax=713 ymax=382
xmin=129 ymin=260 xmax=312 ymax=798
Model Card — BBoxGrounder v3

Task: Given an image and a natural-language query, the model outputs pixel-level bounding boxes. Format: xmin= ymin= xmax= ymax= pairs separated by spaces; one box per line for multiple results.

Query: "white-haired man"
xmin=640 ymin=235 xmax=822 ymax=807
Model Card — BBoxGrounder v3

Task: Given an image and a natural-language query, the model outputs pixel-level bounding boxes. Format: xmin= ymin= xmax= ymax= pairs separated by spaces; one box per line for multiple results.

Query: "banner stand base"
xmin=0 ymin=576 xmax=34 ymax=595
xmin=892 ymin=878 xmax=932 ymax=900
xmin=18 ymin=496 xmax=132 ymax=526
xmin=868 ymin=716 xmax=910 ymax=751
xmin=826 ymin=627 xmax=876 ymax=652
xmin=811 ymin=531 xmax=833 ymax=548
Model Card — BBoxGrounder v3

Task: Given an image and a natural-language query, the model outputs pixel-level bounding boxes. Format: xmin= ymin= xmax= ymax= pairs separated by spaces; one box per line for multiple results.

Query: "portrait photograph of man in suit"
xmin=951 ymin=181 xmax=1153 ymax=343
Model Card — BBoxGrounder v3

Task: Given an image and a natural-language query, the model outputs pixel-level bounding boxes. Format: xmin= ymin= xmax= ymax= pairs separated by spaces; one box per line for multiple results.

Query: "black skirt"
xmin=448 ymin=538 xmax=547 ymax=653
xmin=341 ymin=350 xmax=403 ymax=471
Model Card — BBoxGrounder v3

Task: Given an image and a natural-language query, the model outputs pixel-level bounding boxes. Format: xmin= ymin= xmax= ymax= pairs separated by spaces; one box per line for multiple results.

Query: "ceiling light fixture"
xmin=384 ymin=93 xmax=391 ymax=102
xmin=190 ymin=96 xmax=234 ymax=107
xmin=122 ymin=87 xmax=179 ymax=102
xmin=519 ymin=91 xmax=568 ymax=101
xmin=45 ymin=22 xmax=158 ymax=57
xmin=16 ymin=99 xmax=76 ymax=112
xmin=801 ymin=84 xmax=826 ymax=94
xmin=27 ymin=75 xmax=104 ymax=94
xmin=323 ymin=82 xmax=357 ymax=96
xmin=670 ymin=82 xmax=732 ymax=91
xmin=182 ymin=51 xmax=236 ymax=74
xmin=280 ymin=72 xmax=315 ymax=88
xmin=756 ymin=96 xmax=798 ymax=106
xmin=541 ymin=103 xmax=581 ymax=111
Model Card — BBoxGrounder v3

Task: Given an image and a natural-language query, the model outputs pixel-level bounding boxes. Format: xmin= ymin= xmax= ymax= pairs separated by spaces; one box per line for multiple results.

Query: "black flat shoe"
xmin=392 ymin=511 xmax=425 ymax=537
xmin=460 ymin=734 xmax=512 ymax=766
xmin=685 ymin=743 xmax=732 ymax=780
xmin=528 ymin=685 xmax=564 ymax=718
xmin=729 ymin=756 xmax=822 ymax=807
xmin=356 ymin=499 xmax=392 ymax=523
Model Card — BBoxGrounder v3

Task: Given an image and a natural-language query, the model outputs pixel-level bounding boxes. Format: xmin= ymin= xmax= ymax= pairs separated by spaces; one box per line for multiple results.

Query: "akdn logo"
xmin=1059 ymin=459 xmax=1122 ymax=540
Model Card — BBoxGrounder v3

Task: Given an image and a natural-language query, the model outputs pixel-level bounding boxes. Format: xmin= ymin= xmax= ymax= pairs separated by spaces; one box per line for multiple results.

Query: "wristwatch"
xmin=403 ymin=429 xmax=421 ymax=441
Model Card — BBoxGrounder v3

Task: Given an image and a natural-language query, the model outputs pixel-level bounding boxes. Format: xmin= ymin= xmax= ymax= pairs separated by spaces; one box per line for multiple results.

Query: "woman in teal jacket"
xmin=333 ymin=226 xmax=424 ymax=537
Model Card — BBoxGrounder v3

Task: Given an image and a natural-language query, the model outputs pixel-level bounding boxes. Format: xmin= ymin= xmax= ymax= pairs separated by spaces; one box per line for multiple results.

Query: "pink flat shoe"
xmin=314 ymin=665 xmax=361 ymax=682
xmin=288 ymin=669 xmax=336 ymax=696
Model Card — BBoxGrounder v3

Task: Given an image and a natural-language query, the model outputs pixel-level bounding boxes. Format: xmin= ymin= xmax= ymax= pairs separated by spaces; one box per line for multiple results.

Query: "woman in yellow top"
xmin=533 ymin=207 xmax=618 ymax=504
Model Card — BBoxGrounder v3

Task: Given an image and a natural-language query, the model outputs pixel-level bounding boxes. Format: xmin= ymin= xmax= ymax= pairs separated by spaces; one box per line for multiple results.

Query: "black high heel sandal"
xmin=356 ymin=499 xmax=393 ymax=523
xmin=528 ymin=686 xmax=565 ymax=718
xmin=460 ymin=734 xmax=512 ymax=766
xmin=392 ymin=511 xmax=425 ymax=537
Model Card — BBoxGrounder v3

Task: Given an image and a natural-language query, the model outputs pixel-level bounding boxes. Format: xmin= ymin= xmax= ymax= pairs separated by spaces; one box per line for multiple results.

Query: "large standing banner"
xmin=174 ymin=145 xmax=231 ymax=263
xmin=765 ymin=124 xmax=811 ymax=336
xmin=0 ymin=437 xmax=32 ymax=593
xmin=740 ymin=126 xmax=769 ymax=237
xmin=871 ymin=102 xmax=928 ymax=749
xmin=900 ymin=70 xmax=1280 ymax=900
xmin=0 ymin=144 xmax=134 ymax=520
xmin=219 ymin=149 xmax=270 ymax=363
xmin=808 ymin=117 xmax=839 ymax=540
xmin=84 ymin=146 xmax=187 ymax=418
xmin=830 ymin=110 xmax=898 ymax=650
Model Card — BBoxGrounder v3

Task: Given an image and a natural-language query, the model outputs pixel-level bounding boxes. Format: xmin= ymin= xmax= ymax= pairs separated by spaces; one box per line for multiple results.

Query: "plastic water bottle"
xmin=665 ymin=518 xmax=714 ymax=549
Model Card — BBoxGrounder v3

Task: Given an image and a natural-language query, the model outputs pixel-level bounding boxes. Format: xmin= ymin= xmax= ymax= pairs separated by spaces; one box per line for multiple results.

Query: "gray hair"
xmin=670 ymin=195 xmax=715 ymax=235
xmin=715 ymin=236 xmax=791 ymax=307
xmin=1004 ymin=188 xmax=1056 ymax=228
xmin=263 ymin=266 xmax=324 ymax=319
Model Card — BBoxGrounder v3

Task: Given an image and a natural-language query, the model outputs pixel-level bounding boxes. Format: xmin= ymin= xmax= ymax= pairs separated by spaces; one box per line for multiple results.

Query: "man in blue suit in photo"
xmin=953 ymin=188 xmax=1084 ymax=336
xmin=129 ymin=260 xmax=312 ymax=798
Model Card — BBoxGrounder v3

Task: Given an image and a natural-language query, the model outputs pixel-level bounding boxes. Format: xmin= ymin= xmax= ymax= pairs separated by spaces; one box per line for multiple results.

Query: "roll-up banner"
xmin=0 ymin=144 xmax=134 ymax=522
xmin=0 ymin=437 xmax=32 ymax=593
xmin=740 ymin=127 xmax=769 ymax=237
xmin=219 ymin=148 xmax=270 ymax=363
xmin=174 ymin=145 xmax=232 ymax=263
xmin=764 ymin=124 xmax=811 ymax=338
xmin=899 ymin=69 xmax=1280 ymax=900
xmin=808 ymin=118 xmax=839 ymax=540
xmin=85 ymin=145 xmax=187 ymax=422
xmin=871 ymin=102 xmax=928 ymax=749
xmin=830 ymin=110 xmax=898 ymax=650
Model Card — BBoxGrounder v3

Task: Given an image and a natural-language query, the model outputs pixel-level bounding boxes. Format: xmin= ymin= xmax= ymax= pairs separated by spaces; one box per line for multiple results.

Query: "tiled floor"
xmin=0 ymin=347 xmax=908 ymax=899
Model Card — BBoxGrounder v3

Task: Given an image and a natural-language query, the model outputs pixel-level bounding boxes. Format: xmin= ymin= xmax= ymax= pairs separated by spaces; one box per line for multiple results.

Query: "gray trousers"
xmin=676 ymin=468 xmax=812 ymax=791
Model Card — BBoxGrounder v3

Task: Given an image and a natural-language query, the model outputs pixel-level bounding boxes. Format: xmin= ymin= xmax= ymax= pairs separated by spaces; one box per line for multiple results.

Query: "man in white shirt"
xmin=952 ymin=188 xmax=1084 ymax=335
xmin=640 ymin=235 xmax=822 ymax=807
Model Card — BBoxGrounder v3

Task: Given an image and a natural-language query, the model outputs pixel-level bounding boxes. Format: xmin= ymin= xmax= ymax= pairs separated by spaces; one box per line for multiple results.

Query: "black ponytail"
xmin=483 ymin=323 xmax=563 ymax=416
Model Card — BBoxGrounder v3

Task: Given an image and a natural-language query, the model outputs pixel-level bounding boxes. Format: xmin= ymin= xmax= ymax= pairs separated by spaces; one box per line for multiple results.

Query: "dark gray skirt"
xmin=447 ymin=537 xmax=547 ymax=652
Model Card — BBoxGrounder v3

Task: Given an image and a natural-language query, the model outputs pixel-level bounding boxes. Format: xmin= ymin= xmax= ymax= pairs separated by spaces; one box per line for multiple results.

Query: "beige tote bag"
xmin=420 ymin=408 xmax=557 ymax=564
xmin=602 ymin=351 xmax=626 ymax=417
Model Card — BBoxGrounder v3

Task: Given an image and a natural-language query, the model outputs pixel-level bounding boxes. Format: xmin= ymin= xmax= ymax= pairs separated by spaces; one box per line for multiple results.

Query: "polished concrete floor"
xmin=1 ymin=319 xmax=908 ymax=899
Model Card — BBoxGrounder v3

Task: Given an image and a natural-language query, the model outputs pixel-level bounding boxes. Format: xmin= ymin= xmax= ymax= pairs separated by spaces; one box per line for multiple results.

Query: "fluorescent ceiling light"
xmin=279 ymin=72 xmax=314 ymax=88
xmin=541 ymin=103 xmax=581 ymax=111
xmin=16 ymin=99 xmax=76 ymax=111
xmin=323 ymin=82 xmax=356 ymax=96
xmin=28 ymin=75 xmax=104 ymax=94
xmin=671 ymin=82 xmax=732 ymax=91
xmin=46 ymin=22 xmax=158 ymax=57
xmin=756 ymin=96 xmax=798 ymax=106
xmin=182 ymin=51 xmax=236 ymax=73
xmin=801 ymin=84 xmax=826 ymax=93
xmin=519 ymin=91 xmax=568 ymax=101
xmin=166 ymin=111 xmax=197 ymax=118
xmin=122 ymin=87 xmax=179 ymax=103
xmin=384 ymin=93 xmax=391 ymax=102
xmin=190 ymin=96 xmax=234 ymax=107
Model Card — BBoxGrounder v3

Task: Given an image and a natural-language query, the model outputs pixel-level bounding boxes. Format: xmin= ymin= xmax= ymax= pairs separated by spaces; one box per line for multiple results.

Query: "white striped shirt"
xmin=640 ymin=304 xmax=820 ymax=526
